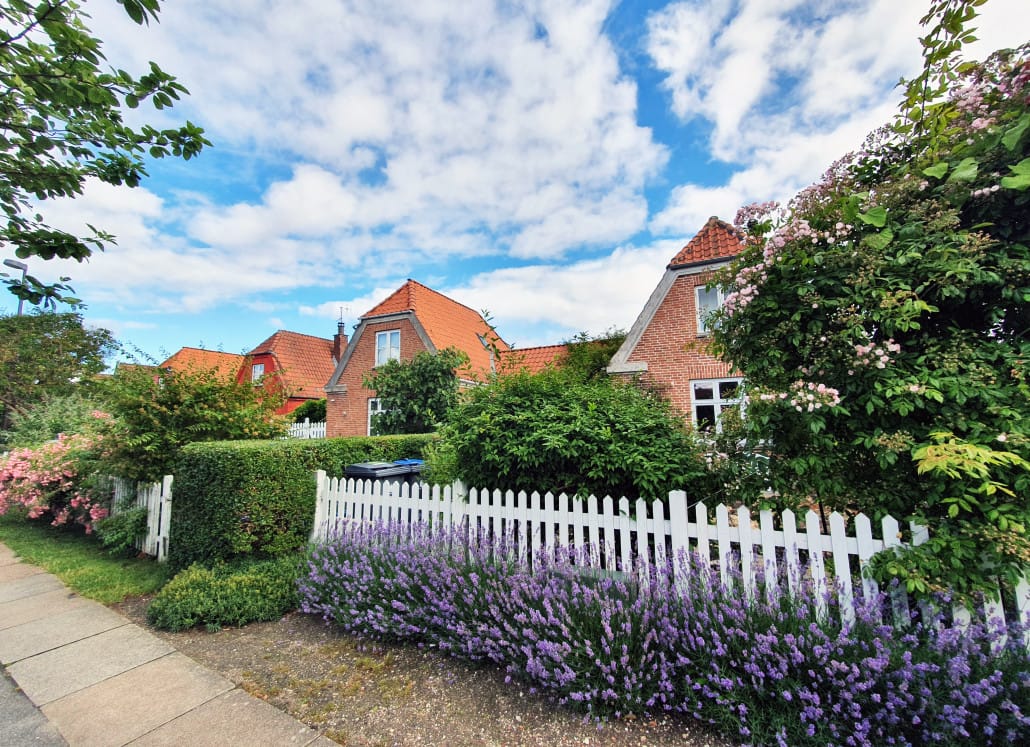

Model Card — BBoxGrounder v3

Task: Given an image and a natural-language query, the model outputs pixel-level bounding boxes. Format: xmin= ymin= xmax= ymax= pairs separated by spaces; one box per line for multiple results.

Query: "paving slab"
xmin=0 ymin=560 xmax=45 ymax=583
xmin=127 ymin=688 xmax=328 ymax=747
xmin=0 ymin=669 xmax=68 ymax=746
xmin=0 ymin=588 xmax=88 ymax=631
xmin=0 ymin=543 xmax=21 ymax=564
xmin=8 ymin=624 xmax=174 ymax=706
xmin=0 ymin=572 xmax=65 ymax=604
xmin=0 ymin=603 xmax=128 ymax=665
xmin=41 ymin=652 xmax=234 ymax=747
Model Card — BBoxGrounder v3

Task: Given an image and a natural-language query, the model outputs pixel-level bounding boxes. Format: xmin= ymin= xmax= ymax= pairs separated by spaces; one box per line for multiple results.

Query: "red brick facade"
xmin=326 ymin=317 xmax=430 ymax=437
xmin=625 ymin=271 xmax=736 ymax=416
xmin=607 ymin=216 xmax=743 ymax=425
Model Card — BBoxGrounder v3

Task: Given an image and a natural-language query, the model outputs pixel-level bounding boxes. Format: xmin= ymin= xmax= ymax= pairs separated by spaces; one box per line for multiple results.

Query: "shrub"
xmin=94 ymin=504 xmax=149 ymax=556
xmin=300 ymin=521 xmax=1030 ymax=746
xmin=147 ymin=555 xmax=300 ymax=631
xmin=0 ymin=432 xmax=110 ymax=532
xmin=364 ymin=347 xmax=467 ymax=435
xmin=292 ymin=398 xmax=326 ymax=423
xmin=168 ymin=434 xmax=436 ymax=571
xmin=432 ymin=368 xmax=709 ymax=501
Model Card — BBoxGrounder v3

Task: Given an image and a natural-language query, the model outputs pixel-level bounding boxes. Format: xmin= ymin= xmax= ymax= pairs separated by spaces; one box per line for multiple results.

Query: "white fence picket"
xmin=304 ymin=474 xmax=1027 ymax=639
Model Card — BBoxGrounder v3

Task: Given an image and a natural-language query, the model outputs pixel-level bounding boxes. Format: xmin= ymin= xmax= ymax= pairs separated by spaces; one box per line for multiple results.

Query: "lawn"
xmin=0 ymin=513 xmax=170 ymax=603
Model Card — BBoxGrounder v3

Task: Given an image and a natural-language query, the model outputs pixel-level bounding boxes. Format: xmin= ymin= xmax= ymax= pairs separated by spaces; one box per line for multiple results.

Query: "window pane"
xmin=693 ymin=383 xmax=714 ymax=400
xmin=251 ymin=363 xmax=264 ymax=381
xmin=697 ymin=286 xmax=720 ymax=314
xmin=719 ymin=380 xmax=739 ymax=399
xmin=695 ymin=405 xmax=716 ymax=430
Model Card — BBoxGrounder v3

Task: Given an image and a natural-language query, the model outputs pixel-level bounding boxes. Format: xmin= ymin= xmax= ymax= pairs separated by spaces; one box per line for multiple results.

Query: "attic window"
xmin=696 ymin=285 xmax=724 ymax=336
xmin=251 ymin=363 xmax=265 ymax=381
xmin=375 ymin=330 xmax=400 ymax=366
xmin=692 ymin=377 xmax=742 ymax=432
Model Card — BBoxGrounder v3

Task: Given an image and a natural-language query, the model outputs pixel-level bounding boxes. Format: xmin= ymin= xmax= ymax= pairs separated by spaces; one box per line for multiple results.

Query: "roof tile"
xmin=499 ymin=344 xmax=567 ymax=374
xmin=363 ymin=280 xmax=509 ymax=376
xmin=667 ymin=216 xmax=743 ymax=268
xmin=159 ymin=348 xmax=246 ymax=379
xmin=247 ymin=331 xmax=335 ymax=399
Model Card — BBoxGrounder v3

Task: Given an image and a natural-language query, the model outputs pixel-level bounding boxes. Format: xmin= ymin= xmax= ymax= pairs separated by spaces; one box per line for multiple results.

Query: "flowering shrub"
xmin=710 ymin=8 xmax=1030 ymax=594
xmin=300 ymin=522 xmax=1030 ymax=746
xmin=0 ymin=433 xmax=109 ymax=532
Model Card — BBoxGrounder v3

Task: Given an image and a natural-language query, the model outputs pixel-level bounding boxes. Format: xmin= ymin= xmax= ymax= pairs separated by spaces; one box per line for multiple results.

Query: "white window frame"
xmin=695 ymin=285 xmax=725 ymax=337
xmin=691 ymin=377 xmax=743 ymax=432
xmin=250 ymin=362 xmax=265 ymax=381
xmin=367 ymin=397 xmax=384 ymax=436
xmin=375 ymin=330 xmax=400 ymax=367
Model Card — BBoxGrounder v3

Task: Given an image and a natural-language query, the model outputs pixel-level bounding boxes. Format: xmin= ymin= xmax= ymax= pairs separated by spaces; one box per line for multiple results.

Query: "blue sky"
xmin=9 ymin=0 xmax=1029 ymax=363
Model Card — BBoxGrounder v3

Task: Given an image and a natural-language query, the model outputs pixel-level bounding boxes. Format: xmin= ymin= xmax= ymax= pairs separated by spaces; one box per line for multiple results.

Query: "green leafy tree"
xmin=0 ymin=311 xmax=115 ymax=433
xmin=556 ymin=328 xmax=626 ymax=382
xmin=711 ymin=7 xmax=1029 ymax=595
xmin=0 ymin=0 xmax=209 ymax=307
xmin=99 ymin=362 xmax=288 ymax=482
xmin=292 ymin=398 xmax=326 ymax=423
xmin=364 ymin=347 xmax=468 ymax=435
xmin=2 ymin=390 xmax=102 ymax=445
xmin=430 ymin=368 xmax=709 ymax=502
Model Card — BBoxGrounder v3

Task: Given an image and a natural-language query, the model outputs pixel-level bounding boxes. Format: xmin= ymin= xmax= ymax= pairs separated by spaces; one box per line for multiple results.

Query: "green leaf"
xmin=1000 ymin=158 xmax=1030 ymax=190
xmin=947 ymin=157 xmax=979 ymax=183
xmin=858 ymin=206 xmax=888 ymax=227
xmin=862 ymin=227 xmax=894 ymax=251
xmin=923 ymin=162 xmax=948 ymax=178
xmin=1002 ymin=112 xmax=1030 ymax=151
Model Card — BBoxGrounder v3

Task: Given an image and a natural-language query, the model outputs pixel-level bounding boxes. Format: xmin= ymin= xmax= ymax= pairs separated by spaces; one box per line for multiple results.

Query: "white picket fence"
xmin=311 ymin=472 xmax=1030 ymax=645
xmin=288 ymin=419 xmax=326 ymax=439
xmin=111 ymin=476 xmax=173 ymax=562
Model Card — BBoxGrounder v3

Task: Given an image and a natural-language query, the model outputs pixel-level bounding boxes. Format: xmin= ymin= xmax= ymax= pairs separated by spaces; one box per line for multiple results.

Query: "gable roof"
xmin=160 ymin=348 xmax=245 ymax=379
xmin=499 ymin=344 xmax=567 ymax=374
xmin=362 ymin=279 xmax=510 ymax=375
xmin=246 ymin=330 xmax=335 ymax=400
xmin=667 ymin=216 xmax=743 ymax=268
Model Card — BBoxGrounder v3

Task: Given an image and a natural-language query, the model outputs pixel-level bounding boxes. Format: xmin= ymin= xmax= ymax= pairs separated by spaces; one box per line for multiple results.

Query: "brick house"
xmin=324 ymin=280 xmax=510 ymax=437
xmin=606 ymin=216 xmax=744 ymax=430
xmin=239 ymin=330 xmax=341 ymax=416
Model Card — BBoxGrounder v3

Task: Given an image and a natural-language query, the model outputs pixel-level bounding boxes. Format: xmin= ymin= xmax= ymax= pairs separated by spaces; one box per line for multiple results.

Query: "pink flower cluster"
xmin=853 ymin=339 xmax=901 ymax=370
xmin=758 ymin=381 xmax=841 ymax=412
xmin=0 ymin=434 xmax=108 ymax=533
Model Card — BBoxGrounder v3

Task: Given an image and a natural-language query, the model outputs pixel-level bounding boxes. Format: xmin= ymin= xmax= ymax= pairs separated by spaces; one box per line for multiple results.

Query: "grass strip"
xmin=0 ymin=514 xmax=170 ymax=603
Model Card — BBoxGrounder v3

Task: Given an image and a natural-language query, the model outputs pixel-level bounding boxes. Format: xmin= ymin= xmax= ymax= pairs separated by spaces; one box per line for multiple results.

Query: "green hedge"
xmin=167 ymin=435 xmax=436 ymax=571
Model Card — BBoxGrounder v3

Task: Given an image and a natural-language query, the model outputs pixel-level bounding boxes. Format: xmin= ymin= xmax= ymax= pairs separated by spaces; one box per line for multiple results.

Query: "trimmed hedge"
xmin=167 ymin=435 xmax=435 ymax=571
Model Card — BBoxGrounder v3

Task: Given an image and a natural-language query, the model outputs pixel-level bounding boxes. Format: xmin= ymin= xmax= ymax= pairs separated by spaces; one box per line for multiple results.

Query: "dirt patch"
xmin=113 ymin=596 xmax=734 ymax=747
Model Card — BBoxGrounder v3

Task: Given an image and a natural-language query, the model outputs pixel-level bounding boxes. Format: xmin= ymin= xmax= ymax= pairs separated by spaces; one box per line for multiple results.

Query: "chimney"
xmin=333 ymin=321 xmax=348 ymax=362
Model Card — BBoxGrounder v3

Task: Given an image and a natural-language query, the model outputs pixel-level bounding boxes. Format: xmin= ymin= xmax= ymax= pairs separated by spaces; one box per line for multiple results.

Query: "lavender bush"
xmin=299 ymin=521 xmax=1029 ymax=746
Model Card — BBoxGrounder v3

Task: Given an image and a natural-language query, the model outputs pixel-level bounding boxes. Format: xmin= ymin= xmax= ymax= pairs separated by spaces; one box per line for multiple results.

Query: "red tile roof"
xmin=363 ymin=280 xmax=510 ymax=376
xmin=499 ymin=344 xmax=567 ymax=374
xmin=159 ymin=348 xmax=245 ymax=379
xmin=667 ymin=216 xmax=743 ymax=268
xmin=246 ymin=331 xmax=335 ymax=399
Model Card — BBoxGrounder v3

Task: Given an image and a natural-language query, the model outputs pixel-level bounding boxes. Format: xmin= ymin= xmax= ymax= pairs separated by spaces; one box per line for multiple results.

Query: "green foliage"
xmin=432 ymin=368 xmax=708 ymax=501
xmin=94 ymin=504 xmax=148 ymax=557
xmin=0 ymin=0 xmax=209 ymax=307
xmin=0 ymin=511 xmax=170 ymax=603
xmin=146 ymin=556 xmax=300 ymax=632
xmin=292 ymin=398 xmax=326 ymax=423
xmin=168 ymin=435 xmax=435 ymax=570
xmin=2 ymin=391 xmax=104 ymax=446
xmin=0 ymin=312 xmax=116 ymax=434
xmin=557 ymin=328 xmax=626 ymax=382
xmin=364 ymin=347 xmax=468 ymax=435
xmin=98 ymin=362 xmax=288 ymax=482
xmin=711 ymin=30 xmax=1030 ymax=594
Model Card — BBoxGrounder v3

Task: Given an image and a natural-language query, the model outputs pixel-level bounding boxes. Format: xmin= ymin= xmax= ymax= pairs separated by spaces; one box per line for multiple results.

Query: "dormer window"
xmin=251 ymin=362 xmax=265 ymax=381
xmin=696 ymin=285 xmax=724 ymax=336
xmin=375 ymin=330 xmax=400 ymax=366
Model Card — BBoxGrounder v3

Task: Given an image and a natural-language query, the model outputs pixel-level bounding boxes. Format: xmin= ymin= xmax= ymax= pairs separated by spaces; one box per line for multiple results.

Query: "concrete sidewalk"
xmin=0 ymin=542 xmax=335 ymax=747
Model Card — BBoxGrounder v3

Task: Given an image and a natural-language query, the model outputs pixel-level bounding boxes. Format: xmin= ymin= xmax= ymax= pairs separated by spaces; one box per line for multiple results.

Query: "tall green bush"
xmin=168 ymin=435 xmax=436 ymax=571
xmin=430 ymin=369 xmax=708 ymax=501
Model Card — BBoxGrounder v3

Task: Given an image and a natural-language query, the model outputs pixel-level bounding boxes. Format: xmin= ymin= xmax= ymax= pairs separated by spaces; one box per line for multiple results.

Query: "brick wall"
xmin=326 ymin=316 xmax=430 ymax=437
xmin=627 ymin=271 xmax=736 ymax=418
